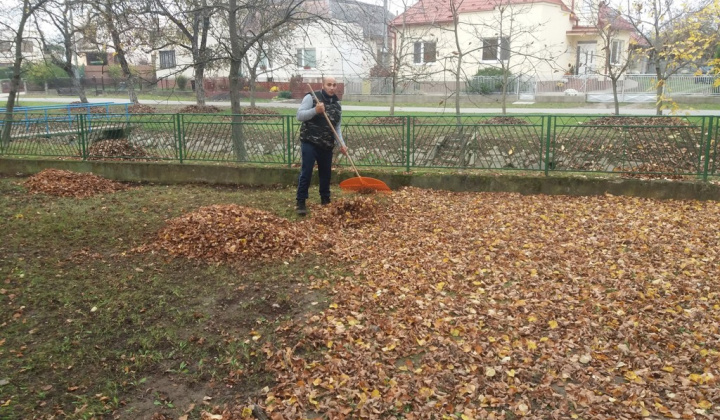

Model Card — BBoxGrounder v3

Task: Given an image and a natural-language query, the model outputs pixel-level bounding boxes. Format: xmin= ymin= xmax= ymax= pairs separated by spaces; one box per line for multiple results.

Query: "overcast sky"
xmin=365 ymin=0 xmax=419 ymax=15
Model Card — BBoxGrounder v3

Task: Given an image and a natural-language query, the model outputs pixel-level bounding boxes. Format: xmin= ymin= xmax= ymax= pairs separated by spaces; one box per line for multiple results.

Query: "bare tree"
xmin=242 ymin=32 xmax=290 ymax=108
xmin=35 ymin=0 xmax=89 ymax=103
xmin=147 ymin=0 xmax=218 ymax=105
xmin=83 ymin=0 xmax=144 ymax=103
xmin=223 ymin=0 xmax=310 ymax=160
xmin=623 ymin=0 xmax=715 ymax=115
xmin=584 ymin=0 xmax=635 ymax=115
xmin=1 ymin=0 xmax=51 ymax=144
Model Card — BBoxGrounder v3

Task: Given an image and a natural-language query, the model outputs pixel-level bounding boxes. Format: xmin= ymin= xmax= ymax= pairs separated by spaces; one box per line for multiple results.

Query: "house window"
xmin=21 ymin=41 xmax=34 ymax=53
xmin=413 ymin=41 xmax=436 ymax=64
xmin=0 ymin=41 xmax=13 ymax=52
xmin=377 ymin=42 xmax=391 ymax=67
xmin=296 ymin=48 xmax=316 ymax=68
xmin=482 ymin=37 xmax=510 ymax=61
xmin=85 ymin=52 xmax=108 ymax=65
xmin=610 ymin=40 xmax=624 ymax=65
xmin=259 ymin=54 xmax=271 ymax=70
xmin=159 ymin=50 xmax=176 ymax=69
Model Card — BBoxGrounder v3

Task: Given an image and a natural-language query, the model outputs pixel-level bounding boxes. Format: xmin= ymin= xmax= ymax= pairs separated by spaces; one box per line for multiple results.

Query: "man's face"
xmin=323 ymin=79 xmax=337 ymax=95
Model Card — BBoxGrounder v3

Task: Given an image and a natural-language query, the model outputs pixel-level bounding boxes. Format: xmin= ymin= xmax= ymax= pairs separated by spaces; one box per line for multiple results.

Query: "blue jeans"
xmin=296 ymin=142 xmax=333 ymax=201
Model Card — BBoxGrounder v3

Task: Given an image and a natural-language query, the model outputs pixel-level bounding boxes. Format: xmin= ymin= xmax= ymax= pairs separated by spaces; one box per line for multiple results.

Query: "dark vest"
xmin=299 ymin=90 xmax=342 ymax=150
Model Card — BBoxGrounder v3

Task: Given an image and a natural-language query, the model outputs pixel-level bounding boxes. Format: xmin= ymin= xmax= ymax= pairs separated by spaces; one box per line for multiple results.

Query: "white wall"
xmin=399 ymin=2 xmax=576 ymax=82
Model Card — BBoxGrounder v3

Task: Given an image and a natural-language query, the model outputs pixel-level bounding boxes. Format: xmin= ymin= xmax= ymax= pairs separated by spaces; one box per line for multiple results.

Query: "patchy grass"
xmin=0 ymin=179 xmax=341 ymax=419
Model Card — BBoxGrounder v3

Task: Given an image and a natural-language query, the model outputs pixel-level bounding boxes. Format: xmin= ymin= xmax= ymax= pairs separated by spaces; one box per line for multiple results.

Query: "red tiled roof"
xmin=598 ymin=4 xmax=635 ymax=31
xmin=392 ymin=0 xmax=572 ymax=26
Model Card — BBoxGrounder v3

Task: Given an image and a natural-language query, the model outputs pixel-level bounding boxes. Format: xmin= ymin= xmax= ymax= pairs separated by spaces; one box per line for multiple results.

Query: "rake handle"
xmin=306 ymin=84 xmax=363 ymax=181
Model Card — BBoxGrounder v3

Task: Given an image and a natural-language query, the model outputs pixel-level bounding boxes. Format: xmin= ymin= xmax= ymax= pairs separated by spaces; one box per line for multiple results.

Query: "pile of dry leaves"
xmin=583 ymin=116 xmax=692 ymax=127
xmin=138 ymin=204 xmax=310 ymax=263
xmin=241 ymin=107 xmax=281 ymax=121
xmin=87 ymin=140 xmax=153 ymax=160
xmin=69 ymin=102 xmax=107 ymax=114
xmin=24 ymin=169 xmax=128 ymax=198
xmin=478 ymin=116 xmax=530 ymax=125
xmin=311 ymin=197 xmax=383 ymax=229
xmin=178 ymin=105 xmax=223 ymax=114
xmin=370 ymin=116 xmax=405 ymax=125
xmin=128 ymin=104 xmax=157 ymax=114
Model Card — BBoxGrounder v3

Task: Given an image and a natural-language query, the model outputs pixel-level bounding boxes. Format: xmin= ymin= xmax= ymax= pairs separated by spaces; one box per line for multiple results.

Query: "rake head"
xmin=339 ymin=177 xmax=392 ymax=193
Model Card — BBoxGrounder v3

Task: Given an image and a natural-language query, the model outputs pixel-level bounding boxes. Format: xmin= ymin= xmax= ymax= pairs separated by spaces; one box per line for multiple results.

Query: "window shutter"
xmin=414 ymin=42 xmax=421 ymax=63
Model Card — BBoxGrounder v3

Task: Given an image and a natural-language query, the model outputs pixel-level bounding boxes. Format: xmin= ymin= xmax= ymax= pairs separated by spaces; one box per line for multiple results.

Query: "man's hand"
xmin=339 ymin=146 xmax=348 ymax=156
xmin=315 ymin=102 xmax=325 ymax=114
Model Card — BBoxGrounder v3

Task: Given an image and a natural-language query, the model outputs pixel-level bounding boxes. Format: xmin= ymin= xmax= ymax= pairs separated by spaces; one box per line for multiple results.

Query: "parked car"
xmin=694 ymin=66 xmax=716 ymax=84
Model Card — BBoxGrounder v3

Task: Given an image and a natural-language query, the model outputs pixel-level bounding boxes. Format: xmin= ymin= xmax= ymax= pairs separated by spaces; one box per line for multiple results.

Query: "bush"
xmin=276 ymin=90 xmax=292 ymax=99
xmin=475 ymin=67 xmax=506 ymax=77
xmin=24 ymin=62 xmax=67 ymax=86
xmin=176 ymin=74 xmax=188 ymax=91
xmin=467 ymin=67 xmax=512 ymax=94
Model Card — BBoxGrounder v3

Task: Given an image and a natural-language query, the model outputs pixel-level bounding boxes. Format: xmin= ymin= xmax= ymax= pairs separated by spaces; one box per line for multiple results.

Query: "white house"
xmin=391 ymin=0 xmax=643 ymax=83
xmin=265 ymin=0 xmax=393 ymax=81
xmin=154 ymin=0 xmax=392 ymax=86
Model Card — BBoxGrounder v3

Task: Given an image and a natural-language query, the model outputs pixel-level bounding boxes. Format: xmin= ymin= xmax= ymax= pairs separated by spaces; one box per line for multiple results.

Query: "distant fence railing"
xmin=0 ymin=113 xmax=717 ymax=180
xmin=345 ymin=74 xmax=720 ymax=98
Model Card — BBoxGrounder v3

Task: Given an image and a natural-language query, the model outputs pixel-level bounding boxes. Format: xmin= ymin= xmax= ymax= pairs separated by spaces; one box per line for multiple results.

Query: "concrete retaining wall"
xmin=1 ymin=158 xmax=718 ymax=201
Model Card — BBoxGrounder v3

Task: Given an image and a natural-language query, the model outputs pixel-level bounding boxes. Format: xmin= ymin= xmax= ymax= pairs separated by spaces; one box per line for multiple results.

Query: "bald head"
xmin=322 ymin=77 xmax=337 ymax=96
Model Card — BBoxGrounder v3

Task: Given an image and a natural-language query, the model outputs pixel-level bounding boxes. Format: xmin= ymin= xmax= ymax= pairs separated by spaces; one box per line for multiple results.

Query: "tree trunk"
xmin=501 ymin=72 xmax=508 ymax=115
xmin=455 ymin=57 xmax=462 ymax=124
xmin=228 ymin=0 xmax=246 ymax=161
xmin=72 ymin=73 xmax=88 ymax=103
xmin=2 ymin=6 xmax=30 ymax=145
xmin=611 ymin=78 xmax=620 ymax=115
xmin=64 ymin=34 xmax=88 ymax=103
xmin=195 ymin=64 xmax=207 ymax=106
xmin=390 ymin=73 xmax=397 ymax=116
xmin=106 ymin=0 xmax=139 ymax=104
xmin=655 ymin=66 xmax=664 ymax=116
xmin=249 ymin=69 xmax=257 ymax=108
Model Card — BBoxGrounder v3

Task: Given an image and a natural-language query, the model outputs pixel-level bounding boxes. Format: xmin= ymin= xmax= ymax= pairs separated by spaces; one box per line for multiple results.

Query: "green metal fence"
xmin=1 ymin=113 xmax=717 ymax=179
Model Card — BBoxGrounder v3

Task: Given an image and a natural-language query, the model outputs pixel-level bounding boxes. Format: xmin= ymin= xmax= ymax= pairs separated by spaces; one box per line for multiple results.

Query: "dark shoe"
xmin=321 ymin=196 xmax=331 ymax=206
xmin=296 ymin=200 xmax=307 ymax=216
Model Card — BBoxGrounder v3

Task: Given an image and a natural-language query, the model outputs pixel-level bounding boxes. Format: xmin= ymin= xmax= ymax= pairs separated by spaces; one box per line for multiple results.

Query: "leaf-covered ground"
xmin=11 ymin=170 xmax=720 ymax=419
xmin=254 ymin=188 xmax=719 ymax=419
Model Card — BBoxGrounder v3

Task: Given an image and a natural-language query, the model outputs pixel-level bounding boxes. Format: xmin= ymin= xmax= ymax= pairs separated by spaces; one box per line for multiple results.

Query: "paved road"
xmin=5 ymin=94 xmax=720 ymax=115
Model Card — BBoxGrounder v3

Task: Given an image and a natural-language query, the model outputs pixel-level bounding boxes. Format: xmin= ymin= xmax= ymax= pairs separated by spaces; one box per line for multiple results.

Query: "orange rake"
xmin=307 ymin=85 xmax=391 ymax=193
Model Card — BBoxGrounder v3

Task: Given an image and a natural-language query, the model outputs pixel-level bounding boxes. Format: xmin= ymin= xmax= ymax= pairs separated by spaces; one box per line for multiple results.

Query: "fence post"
xmin=175 ymin=114 xmax=184 ymax=163
xmin=703 ymin=116 xmax=714 ymax=182
xmin=406 ymin=116 xmax=412 ymax=172
xmin=544 ymin=116 xmax=553 ymax=176
xmin=79 ymin=114 xmax=88 ymax=160
xmin=286 ymin=115 xmax=292 ymax=168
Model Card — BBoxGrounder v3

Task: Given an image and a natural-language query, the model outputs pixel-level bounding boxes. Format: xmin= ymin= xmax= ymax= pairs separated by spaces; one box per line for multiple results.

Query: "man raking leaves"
xmin=295 ymin=78 xmax=390 ymax=216
xmin=295 ymin=77 xmax=347 ymax=216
